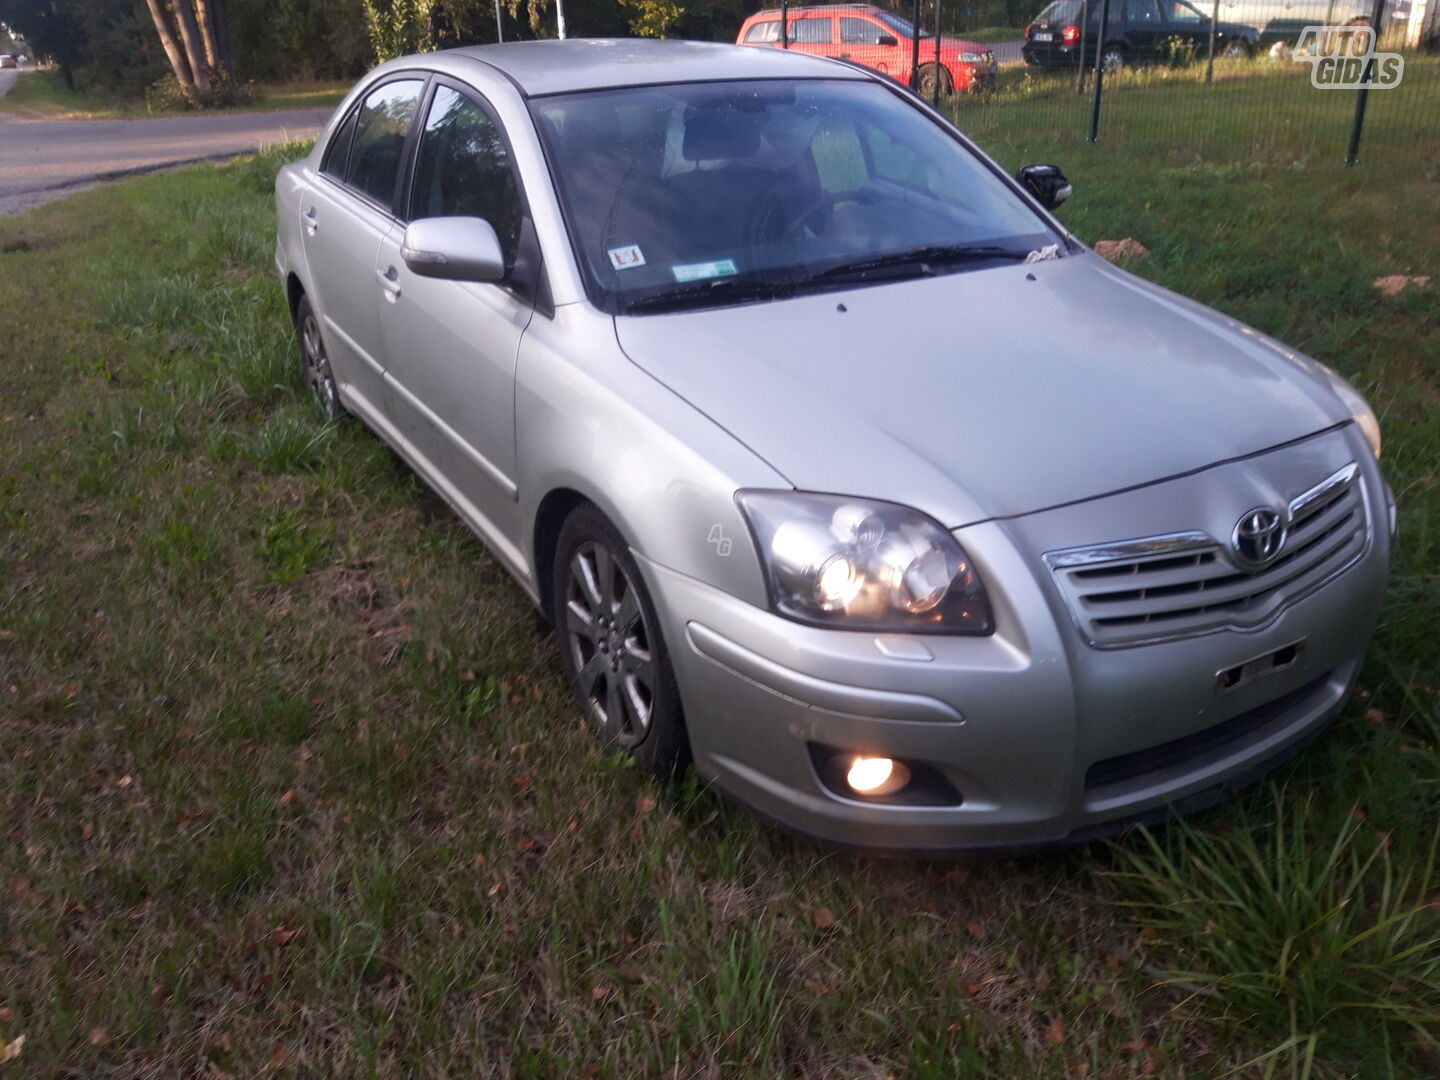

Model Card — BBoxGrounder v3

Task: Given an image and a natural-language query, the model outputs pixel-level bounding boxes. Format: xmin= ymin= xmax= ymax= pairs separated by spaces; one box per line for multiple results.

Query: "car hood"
xmin=612 ymin=253 xmax=1348 ymax=527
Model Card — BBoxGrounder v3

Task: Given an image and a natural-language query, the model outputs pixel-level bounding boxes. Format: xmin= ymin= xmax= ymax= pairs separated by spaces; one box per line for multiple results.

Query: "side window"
xmin=1126 ymin=0 xmax=1163 ymax=20
xmin=347 ymin=78 xmax=424 ymax=207
xmin=1167 ymin=1 xmax=1204 ymax=21
xmin=840 ymin=17 xmax=884 ymax=44
xmin=411 ymin=86 xmax=525 ymax=268
xmin=790 ymin=17 xmax=833 ymax=43
xmin=743 ymin=20 xmax=781 ymax=43
xmin=320 ymin=107 xmax=359 ymax=179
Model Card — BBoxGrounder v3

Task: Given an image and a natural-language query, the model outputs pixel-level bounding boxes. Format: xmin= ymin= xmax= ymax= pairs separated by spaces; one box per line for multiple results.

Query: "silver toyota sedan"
xmin=274 ymin=39 xmax=1393 ymax=852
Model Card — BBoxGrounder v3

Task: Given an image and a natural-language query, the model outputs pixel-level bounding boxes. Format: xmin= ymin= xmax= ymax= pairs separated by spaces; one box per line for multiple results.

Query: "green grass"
xmin=0 ymin=70 xmax=1436 ymax=1077
xmin=0 ymin=69 xmax=347 ymax=120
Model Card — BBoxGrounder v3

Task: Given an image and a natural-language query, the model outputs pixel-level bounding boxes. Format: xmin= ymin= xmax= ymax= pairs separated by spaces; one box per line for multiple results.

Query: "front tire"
xmin=553 ymin=504 xmax=688 ymax=776
xmin=1222 ymin=38 xmax=1252 ymax=59
xmin=294 ymin=295 xmax=347 ymax=423
xmin=916 ymin=63 xmax=953 ymax=98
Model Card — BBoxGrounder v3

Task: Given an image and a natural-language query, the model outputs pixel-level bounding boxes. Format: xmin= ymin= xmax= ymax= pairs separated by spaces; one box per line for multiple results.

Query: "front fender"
xmin=515 ymin=303 xmax=786 ymax=611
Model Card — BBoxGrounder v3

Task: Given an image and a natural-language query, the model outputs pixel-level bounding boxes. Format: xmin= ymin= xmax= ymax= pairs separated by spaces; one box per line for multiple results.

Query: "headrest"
xmin=682 ymin=107 xmax=762 ymax=162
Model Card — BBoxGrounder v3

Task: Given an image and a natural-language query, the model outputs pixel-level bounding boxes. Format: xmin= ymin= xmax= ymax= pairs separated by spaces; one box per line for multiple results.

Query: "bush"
xmin=144 ymin=70 xmax=257 ymax=113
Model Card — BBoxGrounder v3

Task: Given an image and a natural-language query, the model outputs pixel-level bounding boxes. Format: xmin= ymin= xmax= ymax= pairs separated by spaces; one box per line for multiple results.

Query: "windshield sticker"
xmin=672 ymin=259 xmax=738 ymax=283
xmin=1025 ymin=245 xmax=1061 ymax=263
xmin=608 ymin=245 xmax=646 ymax=270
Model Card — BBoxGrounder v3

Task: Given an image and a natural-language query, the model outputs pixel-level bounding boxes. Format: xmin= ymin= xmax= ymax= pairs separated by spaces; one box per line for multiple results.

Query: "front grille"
xmin=1046 ymin=463 xmax=1368 ymax=647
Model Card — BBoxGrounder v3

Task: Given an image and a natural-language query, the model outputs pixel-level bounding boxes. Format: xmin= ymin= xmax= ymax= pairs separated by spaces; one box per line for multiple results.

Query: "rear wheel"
xmin=294 ymin=295 xmax=347 ymax=423
xmin=1101 ymin=43 xmax=1126 ymax=73
xmin=1222 ymin=38 xmax=1251 ymax=59
xmin=553 ymin=504 xmax=688 ymax=776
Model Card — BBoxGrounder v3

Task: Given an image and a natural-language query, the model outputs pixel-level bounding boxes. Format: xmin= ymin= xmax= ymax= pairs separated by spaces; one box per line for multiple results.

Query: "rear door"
xmin=787 ymin=13 xmax=838 ymax=58
xmin=300 ymin=76 xmax=426 ymax=420
xmin=1122 ymin=0 xmax=1170 ymax=57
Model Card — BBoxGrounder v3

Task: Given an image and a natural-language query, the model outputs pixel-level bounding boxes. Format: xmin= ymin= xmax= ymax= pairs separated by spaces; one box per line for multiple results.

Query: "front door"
xmin=377 ymin=81 xmax=533 ymax=560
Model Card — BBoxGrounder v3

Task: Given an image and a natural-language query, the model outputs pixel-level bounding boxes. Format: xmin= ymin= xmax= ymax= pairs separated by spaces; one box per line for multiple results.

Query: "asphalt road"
xmin=0 ymin=70 xmax=332 ymax=214
xmin=992 ymin=39 xmax=1025 ymax=66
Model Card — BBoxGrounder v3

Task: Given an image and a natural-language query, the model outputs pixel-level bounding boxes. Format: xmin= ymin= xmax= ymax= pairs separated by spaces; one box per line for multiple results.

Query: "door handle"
xmin=304 ymin=206 xmax=318 ymax=235
xmin=377 ymin=265 xmax=402 ymax=300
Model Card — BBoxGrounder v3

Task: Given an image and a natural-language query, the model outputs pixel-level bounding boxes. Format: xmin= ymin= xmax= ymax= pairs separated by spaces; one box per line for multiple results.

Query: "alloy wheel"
xmin=299 ymin=310 xmax=342 ymax=421
xmin=563 ymin=541 xmax=656 ymax=746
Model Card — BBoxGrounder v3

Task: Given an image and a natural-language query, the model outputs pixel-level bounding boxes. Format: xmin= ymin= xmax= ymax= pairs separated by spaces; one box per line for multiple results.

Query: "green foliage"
xmin=144 ymin=68 xmax=258 ymax=112
xmin=622 ymin=0 xmax=682 ymax=37
xmin=363 ymin=0 xmax=434 ymax=60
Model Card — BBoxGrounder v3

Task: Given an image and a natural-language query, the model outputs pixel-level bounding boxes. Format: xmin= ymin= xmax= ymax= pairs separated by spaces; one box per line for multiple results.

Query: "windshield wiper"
xmin=622 ymin=275 xmax=796 ymax=314
xmin=810 ymin=244 xmax=1036 ymax=284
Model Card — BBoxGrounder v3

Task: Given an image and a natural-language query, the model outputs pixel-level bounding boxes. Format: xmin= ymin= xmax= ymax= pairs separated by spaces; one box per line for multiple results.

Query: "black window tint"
xmin=790 ymin=17 xmax=832 ymax=43
xmin=411 ymin=86 xmax=525 ymax=267
xmin=1127 ymin=0 xmax=1163 ymax=20
xmin=347 ymin=79 xmax=424 ymax=207
xmin=840 ymin=17 xmax=883 ymax=43
xmin=321 ymin=107 xmax=359 ymax=179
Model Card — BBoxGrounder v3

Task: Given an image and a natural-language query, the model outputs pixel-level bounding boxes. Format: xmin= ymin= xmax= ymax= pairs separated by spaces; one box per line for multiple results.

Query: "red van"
xmin=736 ymin=3 xmax=997 ymax=95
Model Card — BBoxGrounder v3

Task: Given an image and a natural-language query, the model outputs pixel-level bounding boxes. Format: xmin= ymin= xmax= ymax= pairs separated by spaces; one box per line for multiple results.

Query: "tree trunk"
xmin=142 ymin=0 xmax=195 ymax=88
xmin=194 ymin=0 xmax=220 ymax=70
xmin=171 ymin=0 xmax=211 ymax=91
xmin=209 ymin=0 xmax=235 ymax=81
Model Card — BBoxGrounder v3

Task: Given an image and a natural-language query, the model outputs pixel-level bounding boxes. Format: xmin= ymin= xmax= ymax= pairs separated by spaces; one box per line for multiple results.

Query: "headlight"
xmin=960 ymin=51 xmax=984 ymax=63
xmin=737 ymin=491 xmax=993 ymax=634
xmin=1322 ymin=367 xmax=1382 ymax=460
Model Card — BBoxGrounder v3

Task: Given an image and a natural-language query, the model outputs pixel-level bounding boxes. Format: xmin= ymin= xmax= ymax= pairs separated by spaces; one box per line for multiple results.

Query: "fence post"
xmin=933 ymin=0 xmax=943 ymax=106
xmin=781 ymin=0 xmax=789 ymax=48
xmin=911 ymin=0 xmax=923 ymax=89
xmin=1205 ymin=0 xmax=1219 ymax=82
xmin=1345 ymin=2 xmax=1389 ymax=164
xmin=1077 ymin=0 xmax=1090 ymax=93
xmin=1089 ymin=0 xmax=1113 ymax=140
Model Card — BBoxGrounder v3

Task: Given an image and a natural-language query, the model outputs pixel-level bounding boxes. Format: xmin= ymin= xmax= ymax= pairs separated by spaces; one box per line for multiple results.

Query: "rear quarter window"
xmin=743 ymin=19 xmax=781 ymax=43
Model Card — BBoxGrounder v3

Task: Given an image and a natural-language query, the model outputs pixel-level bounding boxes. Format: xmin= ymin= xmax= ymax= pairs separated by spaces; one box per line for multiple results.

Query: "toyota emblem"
xmin=1232 ymin=508 xmax=1287 ymax=568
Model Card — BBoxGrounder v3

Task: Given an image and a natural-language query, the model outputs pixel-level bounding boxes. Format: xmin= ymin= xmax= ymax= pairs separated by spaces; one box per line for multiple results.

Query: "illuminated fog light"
xmin=846 ymin=755 xmax=910 ymax=796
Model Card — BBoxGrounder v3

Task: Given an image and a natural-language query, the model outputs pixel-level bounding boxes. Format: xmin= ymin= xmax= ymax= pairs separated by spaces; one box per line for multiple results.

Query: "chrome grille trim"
xmin=1045 ymin=464 xmax=1369 ymax=648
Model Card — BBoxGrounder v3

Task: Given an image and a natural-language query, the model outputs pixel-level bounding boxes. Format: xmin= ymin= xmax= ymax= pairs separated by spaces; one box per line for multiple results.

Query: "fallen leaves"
xmin=1092 ymin=238 xmax=1151 ymax=262
xmin=965 ymin=918 xmax=987 ymax=940
xmin=1042 ymin=1016 xmax=1065 ymax=1045
xmin=0 ymin=1034 xmax=23 ymax=1063
xmin=88 ymin=1027 xmax=109 ymax=1047
xmin=1373 ymin=274 xmax=1430 ymax=298
xmin=813 ymin=907 xmax=837 ymax=929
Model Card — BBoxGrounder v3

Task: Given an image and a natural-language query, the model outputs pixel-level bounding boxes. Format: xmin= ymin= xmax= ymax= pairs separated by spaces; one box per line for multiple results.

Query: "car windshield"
xmin=874 ymin=11 xmax=919 ymax=37
xmin=532 ymin=79 xmax=1060 ymax=314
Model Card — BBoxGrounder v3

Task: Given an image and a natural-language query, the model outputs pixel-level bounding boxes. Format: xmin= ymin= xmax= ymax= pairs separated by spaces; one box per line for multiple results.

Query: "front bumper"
xmin=638 ymin=427 xmax=1392 ymax=852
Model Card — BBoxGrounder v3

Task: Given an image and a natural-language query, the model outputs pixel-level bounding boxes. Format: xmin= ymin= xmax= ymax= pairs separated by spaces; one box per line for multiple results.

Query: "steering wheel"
xmin=747 ymin=187 xmax=866 ymax=245
xmin=778 ymin=188 xmax=866 ymax=241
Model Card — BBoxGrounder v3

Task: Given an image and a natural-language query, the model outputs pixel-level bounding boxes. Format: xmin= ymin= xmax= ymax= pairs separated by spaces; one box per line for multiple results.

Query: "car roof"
xmin=749 ymin=4 xmax=886 ymax=15
xmin=423 ymin=38 xmax=869 ymax=97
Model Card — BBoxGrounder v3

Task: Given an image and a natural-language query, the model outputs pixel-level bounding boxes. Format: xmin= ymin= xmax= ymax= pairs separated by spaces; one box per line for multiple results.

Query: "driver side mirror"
xmin=401 ymin=216 xmax=506 ymax=282
xmin=1015 ymin=164 xmax=1072 ymax=210
xmin=877 ymin=34 xmax=899 ymax=46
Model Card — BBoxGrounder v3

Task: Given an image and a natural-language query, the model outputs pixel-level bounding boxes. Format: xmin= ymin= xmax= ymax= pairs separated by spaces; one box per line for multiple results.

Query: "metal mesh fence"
xmin=752 ymin=0 xmax=1439 ymax=165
